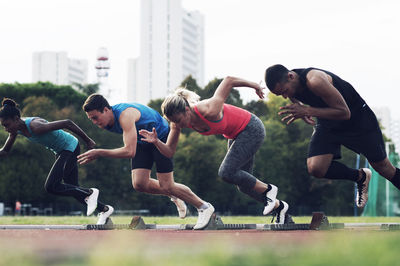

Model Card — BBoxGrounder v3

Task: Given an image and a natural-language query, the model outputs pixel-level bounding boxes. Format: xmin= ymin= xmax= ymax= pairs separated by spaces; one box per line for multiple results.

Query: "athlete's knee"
xmin=132 ymin=180 xmax=148 ymax=192
xmin=218 ymin=165 xmax=236 ymax=183
xmin=307 ymin=163 xmax=325 ymax=178
xmin=221 ymin=174 xmax=242 ymax=186
xmin=44 ymin=182 xmax=59 ymax=194
xmin=219 ymin=172 xmax=237 ymax=185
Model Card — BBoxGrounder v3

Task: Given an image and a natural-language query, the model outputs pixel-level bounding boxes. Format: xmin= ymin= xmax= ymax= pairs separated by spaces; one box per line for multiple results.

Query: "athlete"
xmin=78 ymin=94 xmax=215 ymax=229
xmin=0 ymin=98 xmax=113 ymax=224
xmin=139 ymin=76 xmax=289 ymax=224
xmin=265 ymin=64 xmax=400 ymax=207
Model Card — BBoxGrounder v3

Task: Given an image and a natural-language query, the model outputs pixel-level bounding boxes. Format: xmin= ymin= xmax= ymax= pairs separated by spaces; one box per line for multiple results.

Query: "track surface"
xmin=0 ymin=229 xmax=319 ymax=255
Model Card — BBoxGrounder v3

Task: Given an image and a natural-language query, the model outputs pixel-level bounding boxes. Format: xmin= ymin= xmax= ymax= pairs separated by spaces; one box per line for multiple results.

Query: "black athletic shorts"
xmin=308 ymin=106 xmax=386 ymax=162
xmin=131 ymin=136 xmax=173 ymax=173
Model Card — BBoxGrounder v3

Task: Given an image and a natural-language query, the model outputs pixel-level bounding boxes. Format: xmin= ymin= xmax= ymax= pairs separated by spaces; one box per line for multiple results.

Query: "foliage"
xmin=73 ymin=83 xmax=99 ymax=96
xmin=0 ymin=80 xmax=387 ymax=216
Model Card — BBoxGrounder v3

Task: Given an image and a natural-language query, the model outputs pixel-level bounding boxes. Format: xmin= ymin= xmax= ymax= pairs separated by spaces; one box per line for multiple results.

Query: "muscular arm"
xmin=78 ymin=108 xmax=138 ymax=164
xmin=98 ymin=109 xmax=138 ymax=158
xmin=199 ymin=76 xmax=264 ymax=119
xmin=280 ymin=70 xmax=351 ymax=124
xmin=30 ymin=118 xmax=95 ymax=147
xmin=0 ymin=133 xmax=17 ymax=157
xmin=303 ymin=70 xmax=351 ymax=120
xmin=139 ymin=122 xmax=181 ymax=158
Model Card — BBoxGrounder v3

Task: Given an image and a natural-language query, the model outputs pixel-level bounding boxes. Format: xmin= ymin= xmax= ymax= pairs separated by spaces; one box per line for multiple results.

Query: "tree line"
xmin=0 ymin=77 xmax=372 ymax=216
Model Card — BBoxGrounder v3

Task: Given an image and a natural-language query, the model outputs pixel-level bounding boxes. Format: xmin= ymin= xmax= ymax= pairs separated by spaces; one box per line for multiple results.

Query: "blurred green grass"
xmin=87 ymin=231 xmax=400 ymax=266
xmin=1 ymin=215 xmax=400 ymax=266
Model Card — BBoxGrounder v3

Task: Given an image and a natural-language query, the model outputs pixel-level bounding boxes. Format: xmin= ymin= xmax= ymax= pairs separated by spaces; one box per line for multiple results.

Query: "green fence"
xmin=362 ymin=152 xmax=400 ymax=216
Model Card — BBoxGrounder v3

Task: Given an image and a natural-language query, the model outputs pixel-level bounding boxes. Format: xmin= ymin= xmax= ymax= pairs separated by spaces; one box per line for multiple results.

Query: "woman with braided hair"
xmin=0 ymin=98 xmax=113 ymax=224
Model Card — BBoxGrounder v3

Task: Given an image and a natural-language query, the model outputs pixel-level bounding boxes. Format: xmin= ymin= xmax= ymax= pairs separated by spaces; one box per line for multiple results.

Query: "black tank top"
xmin=293 ymin=68 xmax=367 ymax=131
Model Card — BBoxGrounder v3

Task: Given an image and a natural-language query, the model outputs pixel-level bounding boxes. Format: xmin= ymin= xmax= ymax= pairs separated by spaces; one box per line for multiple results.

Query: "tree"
xmin=73 ymin=83 xmax=99 ymax=96
xmin=202 ymin=78 xmax=243 ymax=107
xmin=180 ymin=75 xmax=202 ymax=95
xmin=148 ymin=99 xmax=164 ymax=115
xmin=244 ymin=100 xmax=269 ymax=118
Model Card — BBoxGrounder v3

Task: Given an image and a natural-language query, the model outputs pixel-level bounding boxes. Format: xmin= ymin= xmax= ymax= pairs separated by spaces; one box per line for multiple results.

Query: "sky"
xmin=1 ymin=0 xmax=399 ymax=118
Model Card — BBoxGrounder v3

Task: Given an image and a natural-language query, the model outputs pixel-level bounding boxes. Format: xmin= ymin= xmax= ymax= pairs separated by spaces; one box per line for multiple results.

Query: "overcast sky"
xmin=1 ymin=0 xmax=399 ymax=118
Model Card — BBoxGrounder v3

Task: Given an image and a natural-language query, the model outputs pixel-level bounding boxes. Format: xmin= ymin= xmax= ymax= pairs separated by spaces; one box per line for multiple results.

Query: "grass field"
xmin=1 ymin=215 xmax=400 ymax=266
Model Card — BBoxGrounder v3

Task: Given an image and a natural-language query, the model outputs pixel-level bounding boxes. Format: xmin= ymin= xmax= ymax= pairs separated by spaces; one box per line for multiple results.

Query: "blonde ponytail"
xmin=162 ymin=87 xmax=200 ymax=119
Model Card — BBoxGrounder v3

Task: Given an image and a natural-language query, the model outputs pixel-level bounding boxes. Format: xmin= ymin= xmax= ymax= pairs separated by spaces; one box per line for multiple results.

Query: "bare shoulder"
xmin=28 ymin=117 xmax=49 ymax=130
xmin=195 ymin=99 xmax=216 ymax=117
xmin=29 ymin=117 xmax=47 ymax=125
xmin=306 ymin=69 xmax=332 ymax=88
xmin=119 ymin=107 xmax=141 ymax=123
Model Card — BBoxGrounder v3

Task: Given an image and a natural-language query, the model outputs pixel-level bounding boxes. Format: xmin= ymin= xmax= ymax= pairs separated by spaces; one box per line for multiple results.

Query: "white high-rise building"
xmin=391 ymin=119 xmax=400 ymax=153
xmin=68 ymin=58 xmax=88 ymax=85
xmin=372 ymin=106 xmax=400 ymax=153
xmin=127 ymin=0 xmax=204 ymax=104
xmin=32 ymin=51 xmax=88 ymax=86
xmin=372 ymin=106 xmax=391 ymax=139
xmin=127 ymin=58 xmax=139 ymax=103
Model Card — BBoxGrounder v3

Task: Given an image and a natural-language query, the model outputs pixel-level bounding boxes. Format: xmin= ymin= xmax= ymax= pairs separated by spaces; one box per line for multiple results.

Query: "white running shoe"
xmin=193 ymin=203 xmax=215 ymax=230
xmin=263 ymin=184 xmax=278 ymax=215
xmin=356 ymin=168 xmax=372 ymax=208
xmin=170 ymin=197 xmax=187 ymax=219
xmin=96 ymin=205 xmax=114 ymax=225
xmin=85 ymin=188 xmax=99 ymax=216
xmin=273 ymin=201 xmax=289 ymax=224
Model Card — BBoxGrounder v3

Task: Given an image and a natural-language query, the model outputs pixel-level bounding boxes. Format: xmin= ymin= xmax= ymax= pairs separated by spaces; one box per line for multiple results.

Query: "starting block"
xmin=85 ymin=212 xmax=345 ymax=231
xmin=309 ymin=212 xmax=329 ymax=230
xmin=128 ymin=213 xmax=224 ymax=230
xmin=263 ymin=212 xmax=343 ymax=231
xmin=86 ymin=217 xmax=115 ymax=230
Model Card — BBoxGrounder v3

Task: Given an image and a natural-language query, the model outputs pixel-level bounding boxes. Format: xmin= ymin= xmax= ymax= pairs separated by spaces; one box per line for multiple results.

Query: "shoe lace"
xmin=357 ymin=181 xmax=365 ymax=204
xmin=270 ymin=209 xmax=279 ymax=223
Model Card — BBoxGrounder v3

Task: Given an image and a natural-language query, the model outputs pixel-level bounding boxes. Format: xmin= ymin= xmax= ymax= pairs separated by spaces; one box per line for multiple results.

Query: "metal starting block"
xmin=85 ymin=212 xmax=345 ymax=231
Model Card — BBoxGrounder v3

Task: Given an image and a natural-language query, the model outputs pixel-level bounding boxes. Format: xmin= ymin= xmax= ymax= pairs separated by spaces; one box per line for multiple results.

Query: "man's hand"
xmin=278 ymin=103 xmax=310 ymax=125
xmin=139 ymin=128 xmax=158 ymax=144
xmin=77 ymin=149 xmax=101 ymax=165
xmin=302 ymin=116 xmax=316 ymax=126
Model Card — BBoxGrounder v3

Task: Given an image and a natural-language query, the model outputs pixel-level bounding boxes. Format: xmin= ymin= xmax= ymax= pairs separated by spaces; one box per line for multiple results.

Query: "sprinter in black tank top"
xmin=265 ymin=64 xmax=400 ymax=208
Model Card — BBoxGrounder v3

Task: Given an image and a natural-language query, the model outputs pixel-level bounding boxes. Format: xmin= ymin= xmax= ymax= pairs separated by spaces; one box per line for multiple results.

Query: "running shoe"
xmin=97 ymin=205 xmax=114 ymax=225
xmin=193 ymin=203 xmax=215 ymax=230
xmin=271 ymin=200 xmax=289 ymax=224
xmin=85 ymin=188 xmax=99 ymax=216
xmin=263 ymin=184 xmax=278 ymax=215
xmin=356 ymin=168 xmax=372 ymax=208
xmin=170 ymin=197 xmax=187 ymax=219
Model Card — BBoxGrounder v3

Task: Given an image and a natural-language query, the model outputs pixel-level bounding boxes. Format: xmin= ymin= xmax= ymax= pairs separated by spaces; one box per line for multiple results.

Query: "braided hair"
xmin=0 ymin=98 xmax=21 ymax=119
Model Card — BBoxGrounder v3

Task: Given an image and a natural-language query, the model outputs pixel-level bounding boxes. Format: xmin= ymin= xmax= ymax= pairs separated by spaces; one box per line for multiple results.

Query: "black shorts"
xmin=131 ymin=136 xmax=173 ymax=173
xmin=308 ymin=106 xmax=386 ymax=163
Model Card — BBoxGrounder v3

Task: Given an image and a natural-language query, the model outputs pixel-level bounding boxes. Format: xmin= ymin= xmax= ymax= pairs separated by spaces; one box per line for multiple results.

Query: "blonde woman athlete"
xmin=139 ymin=76 xmax=289 ymax=224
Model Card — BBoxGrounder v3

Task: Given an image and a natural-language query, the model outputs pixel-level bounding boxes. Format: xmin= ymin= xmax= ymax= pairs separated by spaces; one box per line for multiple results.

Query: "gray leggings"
xmin=218 ymin=114 xmax=266 ymax=202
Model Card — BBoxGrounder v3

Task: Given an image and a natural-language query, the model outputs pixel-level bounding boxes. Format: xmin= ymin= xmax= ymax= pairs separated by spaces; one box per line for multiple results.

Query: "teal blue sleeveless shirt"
xmin=105 ymin=103 xmax=169 ymax=144
xmin=20 ymin=117 xmax=78 ymax=154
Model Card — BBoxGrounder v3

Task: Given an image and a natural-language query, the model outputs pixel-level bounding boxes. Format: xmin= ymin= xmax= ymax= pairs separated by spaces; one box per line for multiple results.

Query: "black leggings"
xmin=44 ymin=144 xmax=106 ymax=212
